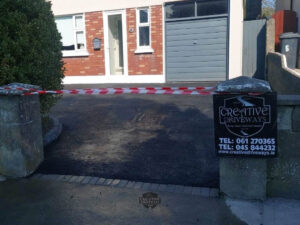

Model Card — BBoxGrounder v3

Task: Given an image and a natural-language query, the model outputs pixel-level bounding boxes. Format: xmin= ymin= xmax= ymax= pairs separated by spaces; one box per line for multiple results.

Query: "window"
xmin=55 ymin=14 xmax=88 ymax=57
xmin=196 ymin=0 xmax=228 ymax=17
xmin=136 ymin=8 xmax=154 ymax=53
xmin=165 ymin=1 xmax=195 ymax=19
xmin=166 ymin=0 xmax=228 ymax=19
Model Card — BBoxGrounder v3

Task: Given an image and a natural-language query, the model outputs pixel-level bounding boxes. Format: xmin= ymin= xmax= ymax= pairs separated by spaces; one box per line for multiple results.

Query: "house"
xmin=49 ymin=0 xmax=243 ymax=84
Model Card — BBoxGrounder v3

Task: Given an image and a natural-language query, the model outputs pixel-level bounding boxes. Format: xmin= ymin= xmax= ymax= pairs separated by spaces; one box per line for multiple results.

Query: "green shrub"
xmin=0 ymin=0 xmax=64 ymax=114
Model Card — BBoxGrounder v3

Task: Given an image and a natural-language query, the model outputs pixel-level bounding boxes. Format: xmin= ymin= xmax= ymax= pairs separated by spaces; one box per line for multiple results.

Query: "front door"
xmin=104 ymin=11 xmax=127 ymax=76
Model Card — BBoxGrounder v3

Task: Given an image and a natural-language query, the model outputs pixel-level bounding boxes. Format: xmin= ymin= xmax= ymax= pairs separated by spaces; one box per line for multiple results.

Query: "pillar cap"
xmin=215 ymin=76 xmax=272 ymax=93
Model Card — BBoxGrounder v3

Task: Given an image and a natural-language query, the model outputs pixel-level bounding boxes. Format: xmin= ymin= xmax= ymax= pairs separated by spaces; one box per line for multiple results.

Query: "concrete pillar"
xmin=0 ymin=83 xmax=44 ymax=178
xmin=266 ymin=18 xmax=275 ymax=53
xmin=216 ymin=76 xmax=272 ymax=201
xmin=267 ymin=95 xmax=300 ymax=199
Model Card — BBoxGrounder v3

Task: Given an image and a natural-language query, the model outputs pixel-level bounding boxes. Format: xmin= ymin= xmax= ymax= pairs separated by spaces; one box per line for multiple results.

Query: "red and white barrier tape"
xmin=0 ymin=86 xmax=214 ymax=91
xmin=1 ymin=86 xmax=215 ymax=96
xmin=24 ymin=88 xmax=214 ymax=96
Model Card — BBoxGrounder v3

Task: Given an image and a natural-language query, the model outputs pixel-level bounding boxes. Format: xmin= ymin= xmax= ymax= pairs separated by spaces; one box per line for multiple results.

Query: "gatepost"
xmin=214 ymin=77 xmax=276 ymax=200
xmin=0 ymin=83 xmax=44 ymax=178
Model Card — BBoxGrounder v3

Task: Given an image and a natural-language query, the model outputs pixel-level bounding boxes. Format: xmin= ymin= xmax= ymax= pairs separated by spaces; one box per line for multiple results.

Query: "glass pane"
xmin=139 ymin=26 xmax=150 ymax=46
xmin=108 ymin=14 xmax=124 ymax=75
xmin=139 ymin=9 xmax=148 ymax=23
xmin=55 ymin=16 xmax=75 ymax=50
xmin=197 ymin=0 xmax=228 ymax=16
xmin=165 ymin=2 xmax=195 ymax=19
xmin=76 ymin=31 xmax=85 ymax=49
xmin=75 ymin=15 xmax=83 ymax=28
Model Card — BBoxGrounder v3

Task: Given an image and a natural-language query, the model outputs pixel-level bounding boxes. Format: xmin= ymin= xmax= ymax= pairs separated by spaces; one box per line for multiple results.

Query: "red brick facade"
xmin=63 ymin=6 xmax=163 ymax=77
xmin=127 ymin=6 xmax=163 ymax=75
xmin=63 ymin=12 xmax=106 ymax=76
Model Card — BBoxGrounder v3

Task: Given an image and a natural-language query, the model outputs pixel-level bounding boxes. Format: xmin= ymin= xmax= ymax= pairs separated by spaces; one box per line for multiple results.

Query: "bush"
xmin=0 ymin=0 xmax=64 ymax=114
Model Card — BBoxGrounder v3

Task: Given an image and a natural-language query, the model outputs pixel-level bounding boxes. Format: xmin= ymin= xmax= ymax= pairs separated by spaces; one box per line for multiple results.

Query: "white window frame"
xmin=135 ymin=7 xmax=154 ymax=54
xmin=56 ymin=13 xmax=89 ymax=57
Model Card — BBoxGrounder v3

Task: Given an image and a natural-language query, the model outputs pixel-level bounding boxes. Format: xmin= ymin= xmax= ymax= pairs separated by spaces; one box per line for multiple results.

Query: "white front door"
xmin=104 ymin=10 xmax=128 ymax=76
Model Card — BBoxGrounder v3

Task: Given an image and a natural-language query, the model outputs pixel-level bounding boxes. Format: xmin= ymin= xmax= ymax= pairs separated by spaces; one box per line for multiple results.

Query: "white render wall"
xmin=228 ymin=0 xmax=243 ymax=79
xmin=49 ymin=0 xmax=181 ymax=15
xmin=50 ymin=0 xmax=243 ymax=80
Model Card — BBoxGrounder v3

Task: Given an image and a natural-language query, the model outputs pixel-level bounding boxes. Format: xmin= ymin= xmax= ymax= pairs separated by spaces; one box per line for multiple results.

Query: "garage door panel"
xmin=166 ymin=18 xmax=227 ymax=30
xmin=167 ymin=31 xmax=227 ymax=41
xmin=166 ymin=26 xmax=227 ymax=36
xmin=168 ymin=73 xmax=227 ymax=81
xmin=166 ymin=17 xmax=228 ymax=81
xmin=167 ymin=55 xmax=227 ymax=63
xmin=168 ymin=61 xmax=226 ymax=68
xmin=166 ymin=44 xmax=227 ymax=52
xmin=167 ymin=38 xmax=226 ymax=47
xmin=166 ymin=49 xmax=226 ymax=57
xmin=167 ymin=66 xmax=226 ymax=73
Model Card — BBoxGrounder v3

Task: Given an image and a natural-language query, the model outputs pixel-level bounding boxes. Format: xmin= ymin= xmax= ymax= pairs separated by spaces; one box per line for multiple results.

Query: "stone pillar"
xmin=0 ymin=83 xmax=44 ymax=178
xmin=266 ymin=18 xmax=275 ymax=53
xmin=266 ymin=18 xmax=275 ymax=80
xmin=216 ymin=77 xmax=272 ymax=201
xmin=267 ymin=95 xmax=300 ymax=199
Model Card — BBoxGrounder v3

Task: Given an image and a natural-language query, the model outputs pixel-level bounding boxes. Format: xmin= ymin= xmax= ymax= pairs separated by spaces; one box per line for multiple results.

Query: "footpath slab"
xmin=0 ymin=175 xmax=299 ymax=225
xmin=0 ymin=177 xmax=243 ymax=225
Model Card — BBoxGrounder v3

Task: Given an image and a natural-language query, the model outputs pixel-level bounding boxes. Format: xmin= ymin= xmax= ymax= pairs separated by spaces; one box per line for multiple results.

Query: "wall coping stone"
xmin=215 ymin=76 xmax=272 ymax=93
xmin=277 ymin=95 xmax=300 ymax=106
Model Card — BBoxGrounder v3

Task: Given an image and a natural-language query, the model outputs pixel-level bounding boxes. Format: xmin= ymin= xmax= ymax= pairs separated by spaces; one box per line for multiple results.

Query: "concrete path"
xmin=0 ymin=176 xmax=299 ymax=225
xmin=38 ymin=83 xmax=218 ymax=187
xmin=0 ymin=177 xmax=244 ymax=225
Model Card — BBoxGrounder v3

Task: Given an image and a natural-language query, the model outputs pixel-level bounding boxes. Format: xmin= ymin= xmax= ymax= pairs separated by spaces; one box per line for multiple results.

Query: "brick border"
xmin=30 ymin=173 xmax=219 ymax=198
xmin=43 ymin=116 xmax=62 ymax=147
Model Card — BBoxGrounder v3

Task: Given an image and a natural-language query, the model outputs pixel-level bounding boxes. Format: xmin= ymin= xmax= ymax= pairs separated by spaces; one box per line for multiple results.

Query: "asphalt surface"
xmin=38 ymin=83 xmax=219 ymax=187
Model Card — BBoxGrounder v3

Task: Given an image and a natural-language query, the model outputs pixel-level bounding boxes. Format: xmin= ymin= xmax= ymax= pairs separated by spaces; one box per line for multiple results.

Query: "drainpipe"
xmin=291 ymin=0 xmax=294 ymax=11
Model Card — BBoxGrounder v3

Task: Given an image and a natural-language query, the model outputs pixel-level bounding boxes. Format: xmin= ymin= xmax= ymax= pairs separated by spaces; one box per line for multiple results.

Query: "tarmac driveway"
xmin=38 ymin=83 xmax=218 ymax=187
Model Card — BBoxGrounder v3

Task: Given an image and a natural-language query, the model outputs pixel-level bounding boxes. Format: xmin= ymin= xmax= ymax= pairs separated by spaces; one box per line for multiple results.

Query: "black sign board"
xmin=214 ymin=93 xmax=277 ymax=157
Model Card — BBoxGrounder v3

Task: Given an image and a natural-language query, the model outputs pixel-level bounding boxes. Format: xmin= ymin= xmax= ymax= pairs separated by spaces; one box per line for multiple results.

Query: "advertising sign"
xmin=214 ymin=93 xmax=277 ymax=157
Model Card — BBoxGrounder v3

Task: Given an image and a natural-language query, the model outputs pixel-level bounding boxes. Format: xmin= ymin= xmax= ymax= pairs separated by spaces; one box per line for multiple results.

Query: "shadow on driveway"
xmin=38 ymin=94 xmax=218 ymax=187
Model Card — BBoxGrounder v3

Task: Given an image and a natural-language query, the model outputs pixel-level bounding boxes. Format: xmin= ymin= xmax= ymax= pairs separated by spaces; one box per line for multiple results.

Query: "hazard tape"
xmin=0 ymin=86 xmax=214 ymax=91
xmin=0 ymin=86 xmax=215 ymax=96
xmin=24 ymin=88 xmax=214 ymax=96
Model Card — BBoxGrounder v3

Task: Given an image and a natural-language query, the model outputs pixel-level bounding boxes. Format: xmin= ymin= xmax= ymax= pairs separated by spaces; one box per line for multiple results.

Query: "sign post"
xmin=215 ymin=77 xmax=276 ymax=200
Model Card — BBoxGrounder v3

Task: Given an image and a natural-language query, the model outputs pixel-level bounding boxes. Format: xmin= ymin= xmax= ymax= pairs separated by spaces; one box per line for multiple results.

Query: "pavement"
xmin=0 ymin=175 xmax=299 ymax=225
xmin=37 ymin=82 xmax=219 ymax=187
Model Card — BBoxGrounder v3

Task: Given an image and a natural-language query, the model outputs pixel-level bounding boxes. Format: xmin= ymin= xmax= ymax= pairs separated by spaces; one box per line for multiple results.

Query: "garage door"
xmin=165 ymin=0 xmax=229 ymax=81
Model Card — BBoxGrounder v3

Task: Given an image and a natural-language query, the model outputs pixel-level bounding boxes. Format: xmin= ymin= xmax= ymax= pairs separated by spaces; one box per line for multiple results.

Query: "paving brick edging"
xmin=30 ymin=174 xmax=219 ymax=198
xmin=43 ymin=116 xmax=63 ymax=147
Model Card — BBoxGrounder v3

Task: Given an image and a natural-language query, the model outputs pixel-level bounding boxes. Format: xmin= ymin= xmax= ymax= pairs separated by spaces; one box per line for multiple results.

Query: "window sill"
xmin=134 ymin=48 xmax=154 ymax=54
xmin=62 ymin=50 xmax=89 ymax=58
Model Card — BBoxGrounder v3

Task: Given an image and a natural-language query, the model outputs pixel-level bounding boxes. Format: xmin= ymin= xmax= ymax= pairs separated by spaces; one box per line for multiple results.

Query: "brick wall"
xmin=127 ymin=6 xmax=163 ymax=75
xmin=63 ymin=12 xmax=106 ymax=76
xmin=63 ymin=5 xmax=163 ymax=76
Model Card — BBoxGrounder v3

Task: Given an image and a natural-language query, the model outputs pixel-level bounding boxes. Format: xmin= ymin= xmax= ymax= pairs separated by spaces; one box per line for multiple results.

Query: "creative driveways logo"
xmin=219 ymin=95 xmax=271 ymax=137
xmin=139 ymin=192 xmax=161 ymax=209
